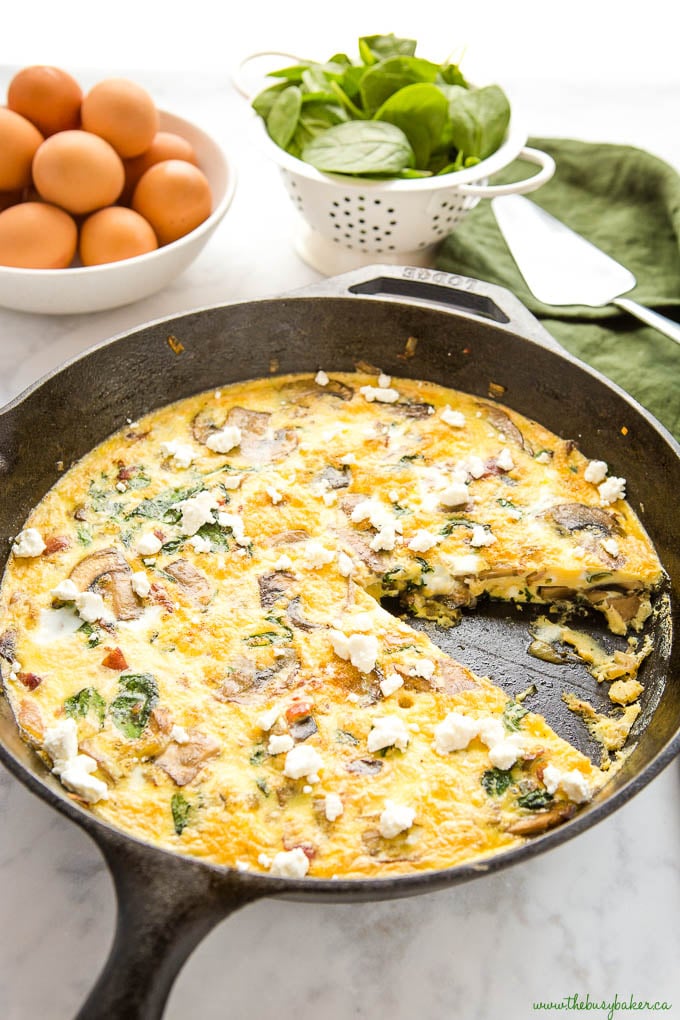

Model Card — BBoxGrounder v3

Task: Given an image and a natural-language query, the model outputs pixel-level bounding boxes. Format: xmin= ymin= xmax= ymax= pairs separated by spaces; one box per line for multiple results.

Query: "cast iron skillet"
xmin=0 ymin=266 xmax=678 ymax=1019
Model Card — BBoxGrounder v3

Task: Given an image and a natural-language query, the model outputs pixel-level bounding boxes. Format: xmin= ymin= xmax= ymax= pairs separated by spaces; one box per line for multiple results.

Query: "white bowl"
xmin=0 ymin=111 xmax=237 ymax=315
xmin=252 ymin=109 xmax=554 ymax=276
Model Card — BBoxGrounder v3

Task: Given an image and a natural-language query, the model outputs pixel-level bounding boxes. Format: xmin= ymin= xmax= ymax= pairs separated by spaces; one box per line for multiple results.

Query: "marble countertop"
xmin=1 ymin=61 xmax=679 ymax=1020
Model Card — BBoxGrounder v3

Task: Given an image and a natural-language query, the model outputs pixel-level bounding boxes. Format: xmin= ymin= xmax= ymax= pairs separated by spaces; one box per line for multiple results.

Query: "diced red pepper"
xmin=17 ymin=672 xmax=42 ymax=690
xmin=101 ymin=647 xmax=128 ymax=671
xmin=285 ymin=699 xmax=314 ymax=722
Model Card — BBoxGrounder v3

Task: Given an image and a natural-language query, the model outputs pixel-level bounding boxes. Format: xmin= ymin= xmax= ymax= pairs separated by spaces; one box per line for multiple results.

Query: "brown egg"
xmin=0 ymin=108 xmax=44 ymax=191
xmin=122 ymin=131 xmax=199 ymax=202
xmin=0 ymin=202 xmax=77 ymax=268
xmin=81 ymin=78 xmax=159 ymax=158
xmin=132 ymin=159 xmax=212 ymax=244
xmin=8 ymin=65 xmax=82 ymax=136
xmin=79 ymin=206 xmax=158 ymax=265
xmin=33 ymin=130 xmax=125 ymax=215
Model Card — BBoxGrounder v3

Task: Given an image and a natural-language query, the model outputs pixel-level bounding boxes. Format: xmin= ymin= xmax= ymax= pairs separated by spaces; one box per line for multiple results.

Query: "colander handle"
xmin=233 ymin=50 xmax=308 ymax=100
xmin=455 ymin=147 xmax=556 ymax=197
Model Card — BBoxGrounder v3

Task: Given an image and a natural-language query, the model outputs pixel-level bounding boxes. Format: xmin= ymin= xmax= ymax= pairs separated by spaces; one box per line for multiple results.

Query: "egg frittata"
xmin=0 ymin=371 xmax=663 ymax=878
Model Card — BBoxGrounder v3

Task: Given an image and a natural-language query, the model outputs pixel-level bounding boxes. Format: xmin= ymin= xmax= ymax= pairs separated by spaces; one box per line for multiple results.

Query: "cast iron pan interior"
xmin=0 ymin=266 xmax=677 ymax=1019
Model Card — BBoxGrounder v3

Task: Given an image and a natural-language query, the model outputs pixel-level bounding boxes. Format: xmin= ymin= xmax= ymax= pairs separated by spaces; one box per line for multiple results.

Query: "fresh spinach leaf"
xmin=65 ymin=687 xmax=106 ymax=727
xmin=302 ymin=120 xmax=414 ymax=175
xmin=374 ymin=81 xmax=448 ymax=168
xmin=250 ymin=744 xmax=268 ymax=765
xmin=252 ymin=81 xmax=288 ymax=119
xmin=266 ymin=85 xmax=302 ymax=149
xmin=360 ymin=56 xmax=439 ymax=113
xmin=171 ymin=792 xmax=191 ymax=835
xmin=359 ymin=34 xmax=417 ymax=64
xmin=448 ymin=84 xmax=511 ymax=161
xmin=109 ymin=672 xmax=159 ymax=739
xmin=481 ymin=767 xmax=513 ymax=796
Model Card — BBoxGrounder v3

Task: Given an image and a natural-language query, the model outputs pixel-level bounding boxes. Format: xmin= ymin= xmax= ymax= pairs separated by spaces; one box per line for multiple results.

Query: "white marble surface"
xmin=1 ymin=29 xmax=680 ymax=1020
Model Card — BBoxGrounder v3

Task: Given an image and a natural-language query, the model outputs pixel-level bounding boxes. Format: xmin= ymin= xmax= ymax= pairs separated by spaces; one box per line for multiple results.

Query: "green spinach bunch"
xmin=252 ymin=33 xmax=511 ymax=179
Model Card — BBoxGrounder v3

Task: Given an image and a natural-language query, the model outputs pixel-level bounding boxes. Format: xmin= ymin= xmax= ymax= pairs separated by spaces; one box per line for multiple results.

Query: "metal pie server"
xmin=492 ymin=194 xmax=680 ymax=346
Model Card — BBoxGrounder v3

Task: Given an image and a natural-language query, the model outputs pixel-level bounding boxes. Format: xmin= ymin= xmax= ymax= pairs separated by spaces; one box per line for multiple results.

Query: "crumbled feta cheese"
xmin=273 ymin=554 xmax=293 ymax=571
xmin=131 ymin=571 xmax=151 ymax=599
xmin=379 ymin=800 xmax=415 ymax=839
xmin=257 ymin=853 xmax=271 ymax=868
xmin=269 ymin=847 xmax=309 ymax=878
xmin=388 ymin=490 xmax=399 ymax=502
xmin=601 ymin=537 xmax=620 ymax=557
xmin=330 ymin=631 xmax=379 ymax=674
xmin=283 ymin=744 xmax=324 ymax=781
xmin=304 ymin=540 xmax=335 ymax=570
xmin=266 ymin=485 xmax=283 ymax=505
xmin=496 ymin=448 xmax=514 ymax=472
xmin=441 ymin=406 xmax=466 ymax=427
xmin=470 ymin=525 xmax=497 ymax=548
xmin=116 ymin=481 xmax=127 ymax=493
xmin=216 ymin=511 xmax=249 ymax=546
xmin=336 ymin=550 xmax=354 ymax=576
xmin=43 ymin=717 xmax=79 ymax=773
xmin=75 ymin=591 xmax=111 ymax=624
xmin=268 ymin=734 xmax=295 ymax=755
xmin=380 ymin=673 xmax=404 ymax=698
xmin=325 ymin=792 xmax=344 ymax=821
xmin=378 ymin=372 xmax=391 ymax=388
xmin=535 ymin=451 xmax=552 ymax=464
xmin=584 ymin=459 xmax=608 ymax=484
xmin=221 ymin=474 xmax=243 ymax=490
xmin=477 ymin=717 xmax=505 ymax=748
xmin=346 ymin=692 xmax=360 ymax=703
xmin=136 ymin=531 xmax=163 ymax=556
xmin=302 ymin=784 xmax=312 ymax=794
xmin=408 ymin=529 xmax=440 ymax=553
xmin=348 ymin=612 xmax=373 ymax=632
xmin=189 ymin=534 xmax=212 ymax=554
xmin=180 ymin=491 xmax=219 ymax=537
xmin=315 ymin=370 xmax=329 ymax=386
xmin=434 ymin=711 xmax=480 ymax=754
xmin=12 ymin=528 xmax=46 ymax=558
xmin=322 ymin=491 xmax=337 ymax=507
xmin=542 ymin=764 xmax=592 ymax=803
xmin=409 ymin=659 xmax=435 ymax=680
xmin=459 ymin=455 xmax=486 ymax=479
xmin=160 ymin=439 xmax=196 ymax=468
xmin=170 ymin=725 xmax=190 ymax=744
xmin=598 ymin=476 xmax=626 ymax=505
xmin=359 ymin=385 xmax=400 ymax=403
xmin=439 ymin=480 xmax=469 ymax=508
xmin=44 ymin=718 xmax=107 ymax=803
xmin=444 ymin=553 xmax=481 ymax=576
xmin=367 ymin=715 xmax=410 ymax=753
xmin=236 ymin=860 xmax=250 ymax=872
xmin=60 ymin=754 xmax=109 ymax=803
xmin=350 ymin=498 xmax=402 ymax=552
xmin=488 ymin=739 xmax=521 ymax=770
xmin=206 ymin=425 xmax=242 ymax=454
xmin=339 ymin=452 xmax=356 ymax=465
xmin=257 ymin=706 xmax=281 ymax=731
xmin=50 ymin=579 xmax=79 ymax=602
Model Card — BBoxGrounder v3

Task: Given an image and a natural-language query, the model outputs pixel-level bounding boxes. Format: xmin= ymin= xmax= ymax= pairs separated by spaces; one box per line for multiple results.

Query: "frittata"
xmin=0 ymin=371 xmax=663 ymax=879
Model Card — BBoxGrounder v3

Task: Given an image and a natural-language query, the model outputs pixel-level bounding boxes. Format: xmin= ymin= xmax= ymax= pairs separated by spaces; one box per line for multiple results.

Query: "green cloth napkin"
xmin=436 ymin=137 xmax=680 ymax=441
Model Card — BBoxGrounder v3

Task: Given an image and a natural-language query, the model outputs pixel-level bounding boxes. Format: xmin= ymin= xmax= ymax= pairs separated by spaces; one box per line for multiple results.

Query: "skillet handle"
xmin=74 ymin=833 xmax=265 ymax=1020
xmin=290 ymin=264 xmax=564 ymax=353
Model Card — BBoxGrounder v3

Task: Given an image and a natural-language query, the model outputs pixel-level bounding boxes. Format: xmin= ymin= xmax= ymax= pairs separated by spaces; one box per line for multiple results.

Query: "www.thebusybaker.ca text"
xmin=533 ymin=993 xmax=672 ymax=1019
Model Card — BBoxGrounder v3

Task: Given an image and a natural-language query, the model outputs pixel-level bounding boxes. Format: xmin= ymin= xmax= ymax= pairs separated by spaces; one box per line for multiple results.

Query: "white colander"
xmin=235 ymin=51 xmax=555 ymax=275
